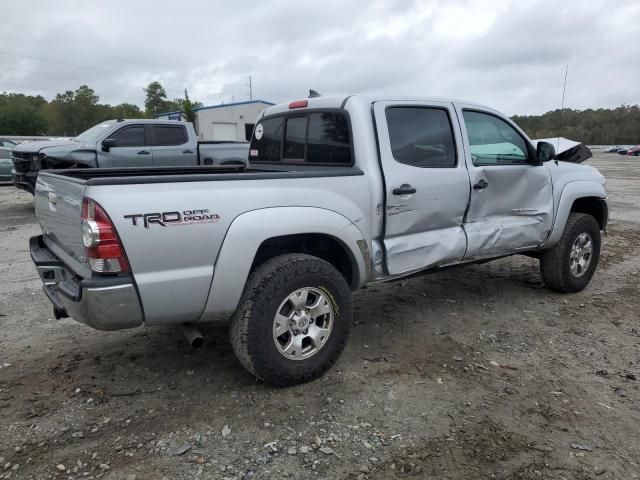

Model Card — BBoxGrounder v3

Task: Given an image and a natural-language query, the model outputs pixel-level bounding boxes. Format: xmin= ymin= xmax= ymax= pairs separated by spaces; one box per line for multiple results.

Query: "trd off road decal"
xmin=124 ymin=209 xmax=220 ymax=229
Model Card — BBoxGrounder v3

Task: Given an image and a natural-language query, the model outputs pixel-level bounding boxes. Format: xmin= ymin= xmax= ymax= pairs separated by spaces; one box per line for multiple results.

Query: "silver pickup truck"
xmin=30 ymin=94 xmax=608 ymax=386
xmin=11 ymin=119 xmax=249 ymax=193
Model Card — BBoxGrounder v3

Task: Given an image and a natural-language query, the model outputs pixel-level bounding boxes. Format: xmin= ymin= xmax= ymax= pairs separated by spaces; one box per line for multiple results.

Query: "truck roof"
xmin=103 ymin=119 xmax=192 ymax=125
xmin=261 ymin=94 xmax=498 ymax=117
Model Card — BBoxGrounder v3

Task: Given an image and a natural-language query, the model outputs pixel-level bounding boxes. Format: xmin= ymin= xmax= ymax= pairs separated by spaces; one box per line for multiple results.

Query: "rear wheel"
xmin=230 ymin=254 xmax=352 ymax=386
xmin=540 ymin=212 xmax=601 ymax=293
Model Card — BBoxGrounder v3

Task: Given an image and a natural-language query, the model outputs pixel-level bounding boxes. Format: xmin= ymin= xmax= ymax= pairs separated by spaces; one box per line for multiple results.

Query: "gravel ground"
xmin=0 ymin=152 xmax=639 ymax=480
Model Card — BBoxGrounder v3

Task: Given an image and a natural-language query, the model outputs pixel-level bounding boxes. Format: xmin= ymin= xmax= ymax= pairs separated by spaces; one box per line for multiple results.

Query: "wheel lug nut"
xmin=303 ymin=329 xmax=308 ymax=335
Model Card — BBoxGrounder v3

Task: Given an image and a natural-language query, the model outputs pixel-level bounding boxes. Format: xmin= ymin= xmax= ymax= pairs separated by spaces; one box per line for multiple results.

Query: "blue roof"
xmin=194 ymin=99 xmax=274 ymax=112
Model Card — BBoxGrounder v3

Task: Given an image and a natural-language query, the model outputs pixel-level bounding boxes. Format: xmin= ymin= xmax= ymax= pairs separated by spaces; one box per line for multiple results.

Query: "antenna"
xmin=248 ymin=75 xmax=253 ymax=101
xmin=558 ymin=64 xmax=568 ymax=151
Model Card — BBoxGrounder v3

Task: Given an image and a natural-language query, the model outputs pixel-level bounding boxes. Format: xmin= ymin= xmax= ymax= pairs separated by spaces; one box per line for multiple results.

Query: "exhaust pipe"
xmin=179 ymin=323 xmax=204 ymax=349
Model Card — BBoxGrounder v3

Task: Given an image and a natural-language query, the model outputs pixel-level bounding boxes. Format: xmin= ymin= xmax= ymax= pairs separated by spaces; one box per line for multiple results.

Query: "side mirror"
xmin=101 ymin=138 xmax=116 ymax=152
xmin=536 ymin=141 xmax=555 ymax=164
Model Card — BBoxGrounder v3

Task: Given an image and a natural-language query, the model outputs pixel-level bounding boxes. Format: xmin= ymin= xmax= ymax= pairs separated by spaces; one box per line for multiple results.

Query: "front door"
xmin=99 ymin=124 xmax=152 ymax=167
xmin=456 ymin=106 xmax=553 ymax=259
xmin=374 ymin=101 xmax=470 ymax=275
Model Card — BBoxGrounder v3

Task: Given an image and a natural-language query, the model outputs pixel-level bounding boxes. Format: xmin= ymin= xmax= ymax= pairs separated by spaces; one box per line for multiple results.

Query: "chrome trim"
xmin=56 ymin=284 xmax=144 ymax=331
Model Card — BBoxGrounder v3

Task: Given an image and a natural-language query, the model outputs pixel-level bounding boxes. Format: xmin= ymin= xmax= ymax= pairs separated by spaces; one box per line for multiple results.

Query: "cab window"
xmin=462 ymin=111 xmax=528 ymax=166
xmin=385 ymin=107 xmax=457 ymax=168
xmin=152 ymin=125 xmax=187 ymax=146
xmin=111 ymin=125 xmax=146 ymax=147
xmin=250 ymin=111 xmax=352 ymax=165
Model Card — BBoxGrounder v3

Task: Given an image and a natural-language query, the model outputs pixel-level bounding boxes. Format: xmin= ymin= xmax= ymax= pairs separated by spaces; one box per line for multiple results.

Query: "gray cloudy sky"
xmin=1 ymin=0 xmax=639 ymax=115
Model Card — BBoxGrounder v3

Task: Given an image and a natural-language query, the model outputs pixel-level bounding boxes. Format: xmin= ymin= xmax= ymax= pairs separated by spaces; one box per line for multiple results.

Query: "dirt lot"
xmin=1 ymin=152 xmax=639 ymax=480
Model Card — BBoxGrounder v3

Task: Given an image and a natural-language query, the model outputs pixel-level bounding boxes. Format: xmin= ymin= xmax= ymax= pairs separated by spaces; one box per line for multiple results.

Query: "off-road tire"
xmin=230 ymin=254 xmax=352 ymax=387
xmin=540 ymin=212 xmax=601 ymax=293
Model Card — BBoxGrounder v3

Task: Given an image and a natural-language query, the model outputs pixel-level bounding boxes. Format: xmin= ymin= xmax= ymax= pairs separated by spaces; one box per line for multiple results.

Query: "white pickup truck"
xmin=30 ymin=94 xmax=607 ymax=386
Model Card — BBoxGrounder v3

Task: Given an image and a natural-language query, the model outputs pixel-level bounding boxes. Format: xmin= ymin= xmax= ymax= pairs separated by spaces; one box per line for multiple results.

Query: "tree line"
xmin=512 ymin=104 xmax=640 ymax=145
xmin=0 ymin=82 xmax=201 ymax=137
xmin=2 ymin=82 xmax=639 ymax=144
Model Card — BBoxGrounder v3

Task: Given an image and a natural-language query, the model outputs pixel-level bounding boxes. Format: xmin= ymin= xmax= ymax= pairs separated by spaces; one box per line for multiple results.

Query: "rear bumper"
xmin=30 ymin=235 xmax=144 ymax=330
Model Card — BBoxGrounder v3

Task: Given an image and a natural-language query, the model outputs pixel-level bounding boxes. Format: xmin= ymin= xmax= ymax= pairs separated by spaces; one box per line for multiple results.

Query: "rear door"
xmin=150 ymin=124 xmax=197 ymax=166
xmin=99 ymin=124 xmax=152 ymax=167
xmin=456 ymin=106 xmax=553 ymax=258
xmin=373 ymin=101 xmax=470 ymax=275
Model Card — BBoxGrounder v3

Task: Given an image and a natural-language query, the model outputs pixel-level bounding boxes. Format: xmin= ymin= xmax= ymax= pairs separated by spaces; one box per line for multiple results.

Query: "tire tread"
xmin=230 ymin=253 xmax=352 ymax=386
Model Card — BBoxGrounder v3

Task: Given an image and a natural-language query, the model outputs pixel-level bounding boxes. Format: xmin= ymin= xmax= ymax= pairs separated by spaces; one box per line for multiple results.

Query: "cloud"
xmin=0 ymin=0 xmax=638 ymax=114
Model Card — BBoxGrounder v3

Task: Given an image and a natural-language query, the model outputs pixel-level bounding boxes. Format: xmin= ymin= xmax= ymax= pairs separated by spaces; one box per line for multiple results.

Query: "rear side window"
xmin=152 ymin=125 xmax=187 ymax=146
xmin=112 ymin=125 xmax=146 ymax=147
xmin=250 ymin=111 xmax=352 ymax=165
xmin=385 ymin=107 xmax=456 ymax=168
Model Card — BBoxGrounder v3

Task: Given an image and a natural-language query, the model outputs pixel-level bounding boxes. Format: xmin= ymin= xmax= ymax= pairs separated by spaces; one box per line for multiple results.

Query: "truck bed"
xmin=39 ymin=165 xmax=364 ymax=186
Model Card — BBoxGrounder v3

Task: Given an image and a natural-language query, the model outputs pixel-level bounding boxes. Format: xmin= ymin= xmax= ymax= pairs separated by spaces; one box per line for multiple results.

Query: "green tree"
xmin=512 ymin=104 xmax=640 ymax=145
xmin=45 ymin=85 xmax=102 ymax=136
xmin=182 ymin=89 xmax=197 ymax=124
xmin=144 ymin=81 xmax=172 ymax=116
xmin=111 ymin=103 xmax=145 ymax=119
xmin=0 ymin=93 xmax=48 ymax=135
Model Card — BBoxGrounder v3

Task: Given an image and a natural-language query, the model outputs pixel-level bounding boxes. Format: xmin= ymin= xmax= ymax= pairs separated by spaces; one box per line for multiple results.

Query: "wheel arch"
xmin=199 ymin=207 xmax=369 ymax=322
xmin=542 ymin=181 xmax=607 ymax=249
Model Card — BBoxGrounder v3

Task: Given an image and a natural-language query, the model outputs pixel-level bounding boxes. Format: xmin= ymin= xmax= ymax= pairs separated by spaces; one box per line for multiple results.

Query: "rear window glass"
xmin=283 ymin=116 xmax=307 ymax=160
xmin=152 ymin=125 xmax=187 ymax=146
xmin=250 ymin=111 xmax=352 ymax=165
xmin=250 ymin=116 xmax=283 ymax=163
xmin=385 ymin=107 xmax=456 ymax=168
xmin=307 ymin=113 xmax=352 ymax=164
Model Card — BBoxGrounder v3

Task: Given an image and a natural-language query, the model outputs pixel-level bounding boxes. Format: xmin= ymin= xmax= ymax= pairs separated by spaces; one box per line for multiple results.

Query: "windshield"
xmin=74 ymin=122 xmax=114 ymax=143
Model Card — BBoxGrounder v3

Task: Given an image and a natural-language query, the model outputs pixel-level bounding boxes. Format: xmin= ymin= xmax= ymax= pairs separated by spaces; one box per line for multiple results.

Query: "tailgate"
xmin=34 ymin=172 xmax=91 ymax=277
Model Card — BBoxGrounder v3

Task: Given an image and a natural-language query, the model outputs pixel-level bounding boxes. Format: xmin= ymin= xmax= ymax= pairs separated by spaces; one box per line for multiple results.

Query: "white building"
xmin=154 ymin=100 xmax=274 ymax=142
xmin=194 ymin=100 xmax=274 ymax=141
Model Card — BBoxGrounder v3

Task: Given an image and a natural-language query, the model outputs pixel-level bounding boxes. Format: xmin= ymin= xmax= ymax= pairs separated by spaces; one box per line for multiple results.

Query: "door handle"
xmin=137 ymin=150 xmax=150 ymax=155
xmin=182 ymin=149 xmax=194 ymax=154
xmin=473 ymin=179 xmax=488 ymax=190
xmin=392 ymin=184 xmax=417 ymax=195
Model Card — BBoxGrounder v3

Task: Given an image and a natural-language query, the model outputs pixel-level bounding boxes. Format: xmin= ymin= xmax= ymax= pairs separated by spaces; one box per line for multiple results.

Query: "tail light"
xmin=81 ymin=197 xmax=129 ymax=274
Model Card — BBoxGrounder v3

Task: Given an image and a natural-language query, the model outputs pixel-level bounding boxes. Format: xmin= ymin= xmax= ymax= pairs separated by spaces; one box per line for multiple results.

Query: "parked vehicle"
xmin=0 ymin=138 xmax=18 ymax=149
xmin=11 ymin=119 xmax=249 ymax=193
xmin=617 ymin=147 xmax=633 ymax=155
xmin=0 ymin=149 xmax=13 ymax=181
xmin=30 ymin=94 xmax=608 ymax=386
xmin=1 ymin=139 xmax=18 ymax=180
xmin=625 ymin=146 xmax=640 ymax=156
xmin=604 ymin=146 xmax=623 ymax=153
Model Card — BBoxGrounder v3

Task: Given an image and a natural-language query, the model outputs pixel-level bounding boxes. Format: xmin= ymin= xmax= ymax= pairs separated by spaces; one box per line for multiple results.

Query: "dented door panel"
xmin=374 ymin=101 xmax=470 ymax=275
xmin=455 ymin=104 xmax=554 ymax=258
xmin=463 ymin=164 xmax=553 ymax=258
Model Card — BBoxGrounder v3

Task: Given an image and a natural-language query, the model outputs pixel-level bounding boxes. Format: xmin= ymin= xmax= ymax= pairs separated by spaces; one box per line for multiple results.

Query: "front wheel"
xmin=540 ymin=212 xmax=601 ymax=293
xmin=230 ymin=254 xmax=353 ymax=386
